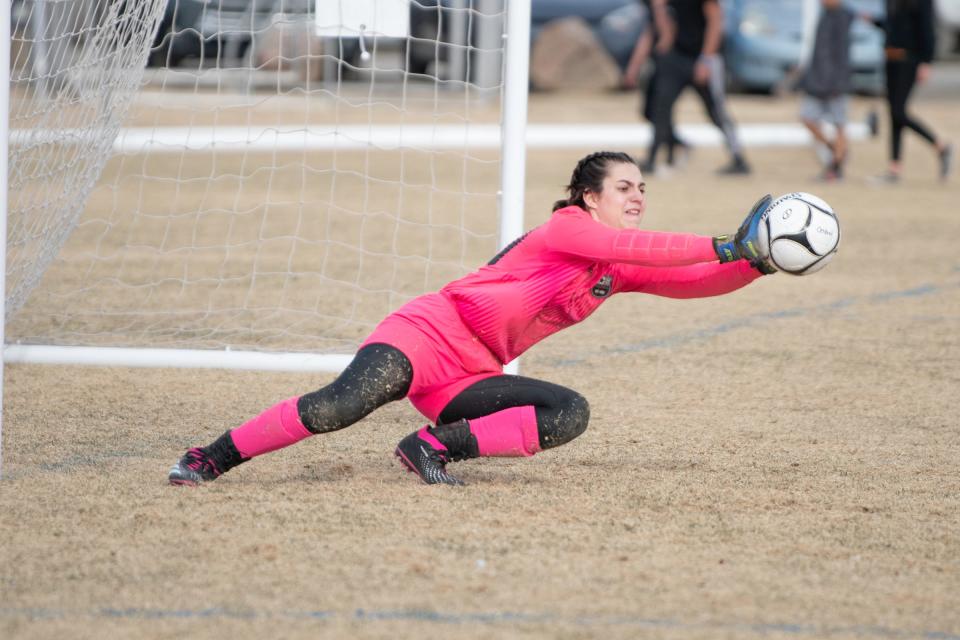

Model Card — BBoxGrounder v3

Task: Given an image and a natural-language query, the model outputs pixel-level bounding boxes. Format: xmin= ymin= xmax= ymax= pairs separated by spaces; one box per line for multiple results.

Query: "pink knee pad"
xmin=469 ymin=405 xmax=541 ymax=457
xmin=229 ymin=396 xmax=312 ymax=459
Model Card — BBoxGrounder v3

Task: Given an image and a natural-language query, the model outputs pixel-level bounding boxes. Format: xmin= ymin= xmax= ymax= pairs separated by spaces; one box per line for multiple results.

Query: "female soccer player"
xmin=168 ymin=151 xmax=775 ymax=487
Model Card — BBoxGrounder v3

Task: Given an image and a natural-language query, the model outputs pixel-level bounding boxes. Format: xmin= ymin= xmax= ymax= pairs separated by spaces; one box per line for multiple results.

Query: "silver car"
xmin=722 ymin=0 xmax=885 ymax=94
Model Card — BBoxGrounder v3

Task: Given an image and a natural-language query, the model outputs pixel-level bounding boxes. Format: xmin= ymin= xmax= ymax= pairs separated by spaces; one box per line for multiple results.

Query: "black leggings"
xmin=885 ymin=59 xmax=937 ymax=162
xmin=438 ymin=374 xmax=590 ymax=450
xmin=643 ymin=61 xmax=687 ymax=164
xmin=648 ymin=51 xmax=742 ymax=165
xmin=297 ymin=343 xmax=412 ymax=433
xmin=297 ymin=343 xmax=590 ymax=451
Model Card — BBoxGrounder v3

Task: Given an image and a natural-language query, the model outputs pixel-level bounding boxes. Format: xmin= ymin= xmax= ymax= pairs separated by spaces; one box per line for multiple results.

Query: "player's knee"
xmin=298 ymin=343 xmax=413 ymax=433
xmin=540 ymin=392 xmax=590 ymax=450
xmin=297 ymin=388 xmax=365 ymax=433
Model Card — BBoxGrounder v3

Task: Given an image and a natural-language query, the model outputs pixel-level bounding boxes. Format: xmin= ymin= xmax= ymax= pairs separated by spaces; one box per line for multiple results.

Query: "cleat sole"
xmin=394 ymin=448 xmax=424 ymax=481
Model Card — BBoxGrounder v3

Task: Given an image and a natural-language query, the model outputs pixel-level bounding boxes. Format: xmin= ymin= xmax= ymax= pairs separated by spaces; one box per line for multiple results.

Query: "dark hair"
xmin=552 ymin=151 xmax=640 ymax=212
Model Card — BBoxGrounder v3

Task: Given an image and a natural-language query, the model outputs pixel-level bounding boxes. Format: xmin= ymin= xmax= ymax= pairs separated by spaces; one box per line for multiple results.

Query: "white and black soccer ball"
xmin=758 ymin=192 xmax=840 ymax=275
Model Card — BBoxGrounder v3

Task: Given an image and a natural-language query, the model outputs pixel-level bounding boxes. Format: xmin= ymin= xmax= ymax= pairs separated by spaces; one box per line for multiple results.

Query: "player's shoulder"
xmin=550 ymin=204 xmax=590 ymax=220
xmin=545 ymin=205 xmax=594 ymax=234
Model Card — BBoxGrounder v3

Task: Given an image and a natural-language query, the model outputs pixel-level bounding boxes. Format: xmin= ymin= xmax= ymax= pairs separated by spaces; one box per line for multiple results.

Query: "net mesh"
xmin=7 ymin=0 xmax=506 ymax=355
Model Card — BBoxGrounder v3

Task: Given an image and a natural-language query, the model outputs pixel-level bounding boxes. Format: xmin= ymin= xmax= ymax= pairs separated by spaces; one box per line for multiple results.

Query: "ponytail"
xmin=552 ymin=151 xmax=640 ymax=212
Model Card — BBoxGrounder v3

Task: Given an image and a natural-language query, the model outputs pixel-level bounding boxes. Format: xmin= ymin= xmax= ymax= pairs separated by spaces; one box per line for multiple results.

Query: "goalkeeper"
xmin=169 ymin=151 xmax=775 ymax=487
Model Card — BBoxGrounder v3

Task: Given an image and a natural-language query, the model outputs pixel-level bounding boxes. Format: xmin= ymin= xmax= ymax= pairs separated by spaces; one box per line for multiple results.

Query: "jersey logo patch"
xmin=591 ymin=275 xmax=613 ymax=298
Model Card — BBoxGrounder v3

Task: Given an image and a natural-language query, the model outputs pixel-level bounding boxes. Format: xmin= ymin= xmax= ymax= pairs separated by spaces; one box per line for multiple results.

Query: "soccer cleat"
xmin=866 ymin=109 xmax=880 ymax=138
xmin=395 ymin=429 xmax=464 ymax=486
xmin=939 ymin=143 xmax=953 ymax=181
xmin=716 ymin=156 xmax=751 ymax=176
xmin=815 ymin=161 xmax=844 ymax=183
xmin=168 ymin=447 xmax=222 ymax=486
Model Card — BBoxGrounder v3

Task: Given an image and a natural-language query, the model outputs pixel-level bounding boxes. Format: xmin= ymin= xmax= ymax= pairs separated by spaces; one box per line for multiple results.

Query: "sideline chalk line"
xmin=1 ymin=606 xmax=957 ymax=638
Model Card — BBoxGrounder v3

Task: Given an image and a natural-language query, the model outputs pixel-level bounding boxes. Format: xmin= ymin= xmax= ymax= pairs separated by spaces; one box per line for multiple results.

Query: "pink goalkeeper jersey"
xmin=440 ymin=205 xmax=761 ymax=364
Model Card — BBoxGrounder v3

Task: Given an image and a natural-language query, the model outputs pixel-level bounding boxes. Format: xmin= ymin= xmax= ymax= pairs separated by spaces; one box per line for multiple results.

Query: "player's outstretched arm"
xmin=712 ymin=194 xmax=778 ymax=274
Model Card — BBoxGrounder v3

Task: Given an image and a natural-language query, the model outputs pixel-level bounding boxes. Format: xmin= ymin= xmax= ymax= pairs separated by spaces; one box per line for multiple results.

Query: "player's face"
xmin=583 ymin=162 xmax=647 ymax=229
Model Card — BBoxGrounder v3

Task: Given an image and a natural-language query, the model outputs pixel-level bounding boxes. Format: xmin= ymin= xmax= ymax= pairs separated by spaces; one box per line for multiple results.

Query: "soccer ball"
xmin=758 ymin=192 xmax=840 ymax=275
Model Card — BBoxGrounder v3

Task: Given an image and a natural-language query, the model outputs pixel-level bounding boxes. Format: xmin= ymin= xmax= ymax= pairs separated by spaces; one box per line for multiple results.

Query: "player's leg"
xmin=894 ymin=59 xmax=951 ymax=178
xmin=883 ymin=60 xmax=909 ymax=178
xmin=643 ymin=65 xmax=687 ymax=167
xmin=395 ymin=375 xmax=590 ymax=485
xmin=168 ymin=343 xmax=412 ymax=485
xmin=800 ymin=98 xmax=833 ymax=175
xmin=694 ymin=55 xmax=749 ymax=175
xmin=830 ymin=96 xmax=849 ymax=178
xmin=897 ymin=60 xmax=937 ymax=146
xmin=644 ymin=52 xmax=688 ymax=172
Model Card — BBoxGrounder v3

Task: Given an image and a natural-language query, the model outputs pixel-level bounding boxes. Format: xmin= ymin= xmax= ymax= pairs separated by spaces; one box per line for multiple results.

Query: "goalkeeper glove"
xmin=712 ymin=194 xmax=777 ymax=274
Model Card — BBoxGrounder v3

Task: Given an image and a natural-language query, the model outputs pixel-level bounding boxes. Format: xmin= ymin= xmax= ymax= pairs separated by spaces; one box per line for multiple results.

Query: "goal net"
xmin=6 ymin=0 xmax=519 ymax=371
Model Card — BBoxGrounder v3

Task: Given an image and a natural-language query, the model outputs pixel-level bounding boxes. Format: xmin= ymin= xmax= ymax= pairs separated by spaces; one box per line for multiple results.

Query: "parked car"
xmin=410 ymin=0 xmax=643 ymax=76
xmin=150 ymin=0 xmax=293 ymax=67
xmin=146 ymin=0 xmax=645 ymax=80
xmin=936 ymin=0 xmax=960 ymax=57
xmin=722 ymin=0 xmax=885 ymax=94
xmin=531 ymin=0 xmax=642 ymax=69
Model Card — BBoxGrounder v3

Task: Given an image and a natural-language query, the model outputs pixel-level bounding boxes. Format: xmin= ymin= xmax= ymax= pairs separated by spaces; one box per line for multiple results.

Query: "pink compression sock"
xmin=229 ymin=396 xmax=313 ymax=459
xmin=469 ymin=405 xmax=541 ymax=457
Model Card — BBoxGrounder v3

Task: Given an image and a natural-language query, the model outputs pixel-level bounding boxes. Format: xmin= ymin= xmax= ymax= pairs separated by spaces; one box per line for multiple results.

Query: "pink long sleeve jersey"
xmin=440 ymin=205 xmax=762 ymax=364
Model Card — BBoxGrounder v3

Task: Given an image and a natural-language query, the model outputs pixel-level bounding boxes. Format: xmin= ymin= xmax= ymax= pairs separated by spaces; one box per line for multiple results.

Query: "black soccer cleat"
xmin=716 ymin=156 xmax=751 ymax=176
xmin=394 ymin=429 xmax=464 ymax=486
xmin=168 ymin=447 xmax=222 ymax=486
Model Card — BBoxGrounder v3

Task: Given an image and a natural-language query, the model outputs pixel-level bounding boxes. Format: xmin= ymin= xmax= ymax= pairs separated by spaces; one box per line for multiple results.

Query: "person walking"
xmin=168 ymin=152 xmax=777 ymax=487
xmin=623 ymin=0 xmax=691 ymax=171
xmin=798 ymin=0 xmax=858 ymax=181
xmin=643 ymin=0 xmax=751 ymax=176
xmin=870 ymin=0 xmax=952 ymax=183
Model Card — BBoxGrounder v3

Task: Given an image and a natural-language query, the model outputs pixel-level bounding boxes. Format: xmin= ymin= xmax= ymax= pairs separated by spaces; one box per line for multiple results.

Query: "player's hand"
xmin=713 ymin=194 xmax=778 ymax=273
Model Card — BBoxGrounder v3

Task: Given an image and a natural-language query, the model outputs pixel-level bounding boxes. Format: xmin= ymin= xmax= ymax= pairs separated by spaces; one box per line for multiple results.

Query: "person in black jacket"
xmin=870 ymin=0 xmax=952 ymax=183
xmin=623 ymin=0 xmax=691 ymax=172
xmin=642 ymin=0 xmax=750 ymax=176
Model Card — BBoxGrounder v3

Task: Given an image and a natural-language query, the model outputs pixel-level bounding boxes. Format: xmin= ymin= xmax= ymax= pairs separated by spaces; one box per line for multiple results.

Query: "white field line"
xmin=10 ymin=122 xmax=868 ymax=153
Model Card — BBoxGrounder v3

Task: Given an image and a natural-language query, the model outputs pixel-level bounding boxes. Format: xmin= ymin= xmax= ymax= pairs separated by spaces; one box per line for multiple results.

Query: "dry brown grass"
xmin=2 ymin=87 xmax=959 ymax=640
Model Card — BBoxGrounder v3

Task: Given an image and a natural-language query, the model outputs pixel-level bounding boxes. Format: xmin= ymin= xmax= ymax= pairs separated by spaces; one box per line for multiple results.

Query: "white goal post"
xmin=2 ymin=0 xmax=530 ymax=473
xmin=5 ymin=0 xmax=530 ymax=371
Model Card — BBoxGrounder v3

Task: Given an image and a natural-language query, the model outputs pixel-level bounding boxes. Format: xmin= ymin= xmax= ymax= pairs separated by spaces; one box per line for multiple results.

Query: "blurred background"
xmin=14 ymin=0 xmax=959 ymax=90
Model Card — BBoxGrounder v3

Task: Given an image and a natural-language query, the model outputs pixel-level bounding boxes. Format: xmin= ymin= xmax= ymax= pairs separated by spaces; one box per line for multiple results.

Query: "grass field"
xmin=2 ymin=80 xmax=959 ymax=640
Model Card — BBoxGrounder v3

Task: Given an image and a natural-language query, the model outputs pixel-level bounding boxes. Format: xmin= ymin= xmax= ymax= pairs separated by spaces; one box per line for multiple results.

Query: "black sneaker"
xmin=168 ymin=447 xmax=222 ymax=486
xmin=816 ymin=161 xmax=844 ymax=182
xmin=939 ymin=143 xmax=953 ymax=181
xmin=395 ymin=428 xmax=464 ymax=486
xmin=716 ymin=156 xmax=751 ymax=176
